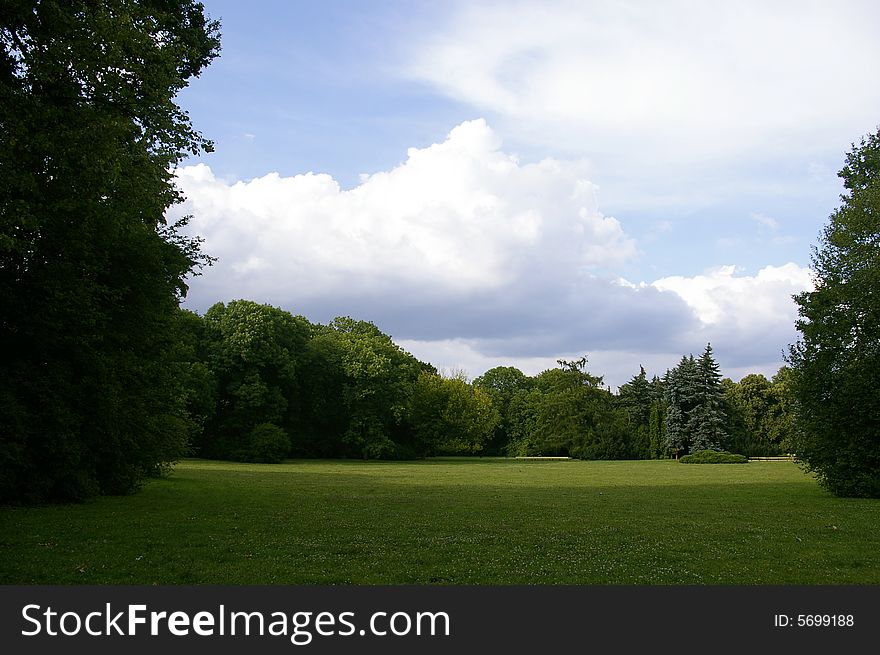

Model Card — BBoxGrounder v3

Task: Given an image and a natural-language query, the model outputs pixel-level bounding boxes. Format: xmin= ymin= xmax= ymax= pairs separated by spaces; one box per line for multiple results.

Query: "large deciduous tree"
xmin=329 ymin=317 xmax=428 ymax=459
xmin=513 ymin=357 xmax=635 ymax=460
xmin=788 ymin=128 xmax=880 ymax=497
xmin=722 ymin=371 xmax=792 ymax=457
xmin=198 ymin=300 xmax=309 ymax=462
xmin=473 ymin=366 xmax=534 ymax=454
xmin=409 ymin=371 xmax=499 ymax=455
xmin=0 ymin=1 xmax=220 ymax=501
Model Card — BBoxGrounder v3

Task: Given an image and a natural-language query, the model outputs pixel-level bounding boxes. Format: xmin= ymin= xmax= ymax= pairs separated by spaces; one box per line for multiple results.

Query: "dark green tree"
xmin=648 ymin=399 xmax=667 ymax=458
xmin=173 ymin=308 xmax=218 ymax=447
xmin=473 ymin=366 xmax=534 ymax=454
xmin=664 ymin=356 xmax=698 ymax=455
xmin=289 ymin=324 xmax=348 ymax=457
xmin=664 ymin=346 xmax=727 ymax=455
xmin=199 ymin=300 xmax=308 ymax=461
xmin=788 ymin=128 xmax=880 ymax=497
xmin=618 ymin=366 xmax=653 ymax=459
xmin=409 ymin=371 xmax=499 ymax=455
xmin=504 ymin=386 xmax=543 ymax=456
xmin=525 ymin=357 xmax=634 ymax=459
xmin=0 ymin=1 xmax=220 ymax=501
xmin=531 ymin=358 xmax=602 ymax=456
xmin=619 ymin=366 xmax=651 ymax=423
xmin=329 ymin=317 xmax=428 ymax=459
xmin=722 ymin=373 xmax=790 ymax=457
xmin=647 ymin=375 xmax=668 ymax=458
xmin=721 ymin=378 xmax=752 ymax=456
xmin=691 ymin=343 xmax=728 ymax=451
xmin=768 ymin=367 xmax=796 ymax=454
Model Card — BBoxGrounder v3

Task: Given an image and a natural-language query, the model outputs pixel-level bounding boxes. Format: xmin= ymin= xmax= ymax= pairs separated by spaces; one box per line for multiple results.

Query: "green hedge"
xmin=680 ymin=450 xmax=748 ymax=464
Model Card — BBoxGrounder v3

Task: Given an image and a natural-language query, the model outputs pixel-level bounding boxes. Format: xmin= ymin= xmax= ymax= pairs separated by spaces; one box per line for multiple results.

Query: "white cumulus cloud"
xmin=176 ymin=119 xmax=636 ymax=310
xmin=651 ymin=263 xmax=813 ymax=328
xmin=648 ymin=263 xmax=814 ymax=374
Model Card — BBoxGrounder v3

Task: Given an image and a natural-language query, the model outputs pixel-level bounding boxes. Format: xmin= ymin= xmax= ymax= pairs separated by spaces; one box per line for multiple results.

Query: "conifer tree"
xmin=664 ymin=364 xmax=687 ymax=454
xmin=690 ymin=344 xmax=728 ymax=451
xmin=665 ymin=347 xmax=727 ymax=455
xmin=619 ymin=366 xmax=652 ymax=458
xmin=648 ymin=375 xmax=667 ymax=458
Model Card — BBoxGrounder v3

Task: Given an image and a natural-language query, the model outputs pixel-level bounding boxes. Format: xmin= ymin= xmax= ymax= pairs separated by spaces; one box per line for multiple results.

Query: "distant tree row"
xmin=174 ymin=303 xmax=796 ymax=464
xmin=475 ymin=345 xmax=794 ymax=460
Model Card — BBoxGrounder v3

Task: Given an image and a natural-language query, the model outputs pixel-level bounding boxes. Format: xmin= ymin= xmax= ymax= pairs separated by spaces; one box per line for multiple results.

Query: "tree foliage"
xmin=184 ymin=308 xmax=438 ymax=461
xmin=196 ymin=300 xmax=308 ymax=461
xmin=410 ymin=371 xmax=499 ymax=455
xmin=0 ymin=1 xmax=220 ymax=502
xmin=329 ymin=317 xmax=428 ymax=459
xmin=174 ymin=305 xmax=799 ymax=468
xmin=473 ymin=366 xmax=533 ymax=454
xmin=664 ymin=345 xmax=728 ymax=455
xmin=722 ymin=371 xmax=794 ymax=457
xmin=498 ymin=357 xmax=638 ymax=459
xmin=788 ymin=128 xmax=880 ymax=497
xmin=618 ymin=367 xmax=654 ymax=459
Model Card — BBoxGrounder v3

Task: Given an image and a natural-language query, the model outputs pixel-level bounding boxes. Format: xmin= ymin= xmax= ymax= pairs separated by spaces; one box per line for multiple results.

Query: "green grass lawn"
xmin=1 ymin=458 xmax=878 ymax=584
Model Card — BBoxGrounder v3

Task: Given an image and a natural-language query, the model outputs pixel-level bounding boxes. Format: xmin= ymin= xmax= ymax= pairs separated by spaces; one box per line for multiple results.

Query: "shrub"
xmin=680 ymin=450 xmax=748 ymax=464
xmin=239 ymin=423 xmax=291 ymax=463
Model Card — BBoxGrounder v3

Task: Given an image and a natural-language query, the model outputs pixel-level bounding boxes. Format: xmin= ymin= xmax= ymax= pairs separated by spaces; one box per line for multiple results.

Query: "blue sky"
xmin=173 ymin=0 xmax=880 ymax=387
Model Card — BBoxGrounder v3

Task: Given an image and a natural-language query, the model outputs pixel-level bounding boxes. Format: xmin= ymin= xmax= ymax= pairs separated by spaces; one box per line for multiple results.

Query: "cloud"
xmin=650 ymin=262 xmax=814 ymax=367
xmin=175 ymin=119 xmax=814 ymax=387
xmin=651 ymin=264 xmax=813 ymax=327
xmin=750 ymin=212 xmax=780 ymax=233
xmin=398 ymin=262 xmax=814 ymax=387
xmin=404 ymin=0 xmax=880 ymax=210
xmin=176 ymin=118 xmax=637 ymax=319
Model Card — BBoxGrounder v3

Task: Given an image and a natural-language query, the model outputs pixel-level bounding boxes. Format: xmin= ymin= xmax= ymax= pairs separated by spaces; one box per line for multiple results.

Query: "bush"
xmin=239 ymin=423 xmax=290 ymax=463
xmin=680 ymin=450 xmax=748 ymax=464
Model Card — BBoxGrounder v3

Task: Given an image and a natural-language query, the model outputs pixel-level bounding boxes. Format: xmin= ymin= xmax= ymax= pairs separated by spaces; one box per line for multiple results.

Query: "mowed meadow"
xmin=2 ymin=458 xmax=879 ymax=585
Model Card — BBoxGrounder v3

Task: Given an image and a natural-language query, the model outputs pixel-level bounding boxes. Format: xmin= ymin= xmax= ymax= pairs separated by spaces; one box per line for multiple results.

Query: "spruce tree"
xmin=619 ymin=366 xmax=652 ymax=458
xmin=690 ymin=344 xmax=728 ymax=451
xmin=665 ymin=347 xmax=727 ymax=455
xmin=619 ymin=366 xmax=651 ymax=424
xmin=648 ymin=375 xmax=667 ymax=458
xmin=664 ymin=364 xmax=687 ymax=455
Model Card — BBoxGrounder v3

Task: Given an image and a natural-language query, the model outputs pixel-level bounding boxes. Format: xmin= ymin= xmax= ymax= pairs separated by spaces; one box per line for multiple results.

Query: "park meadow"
xmin=2 ymin=457 xmax=878 ymax=585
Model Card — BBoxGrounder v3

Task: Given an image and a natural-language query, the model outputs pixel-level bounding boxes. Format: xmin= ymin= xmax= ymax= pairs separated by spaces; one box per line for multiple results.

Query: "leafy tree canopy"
xmin=0 ymin=0 xmax=220 ymax=502
xmin=788 ymin=128 xmax=880 ymax=497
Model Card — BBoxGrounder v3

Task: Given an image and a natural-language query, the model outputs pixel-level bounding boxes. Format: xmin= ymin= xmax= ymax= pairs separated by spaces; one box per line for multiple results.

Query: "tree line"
xmin=174 ymin=303 xmax=796 ymax=465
